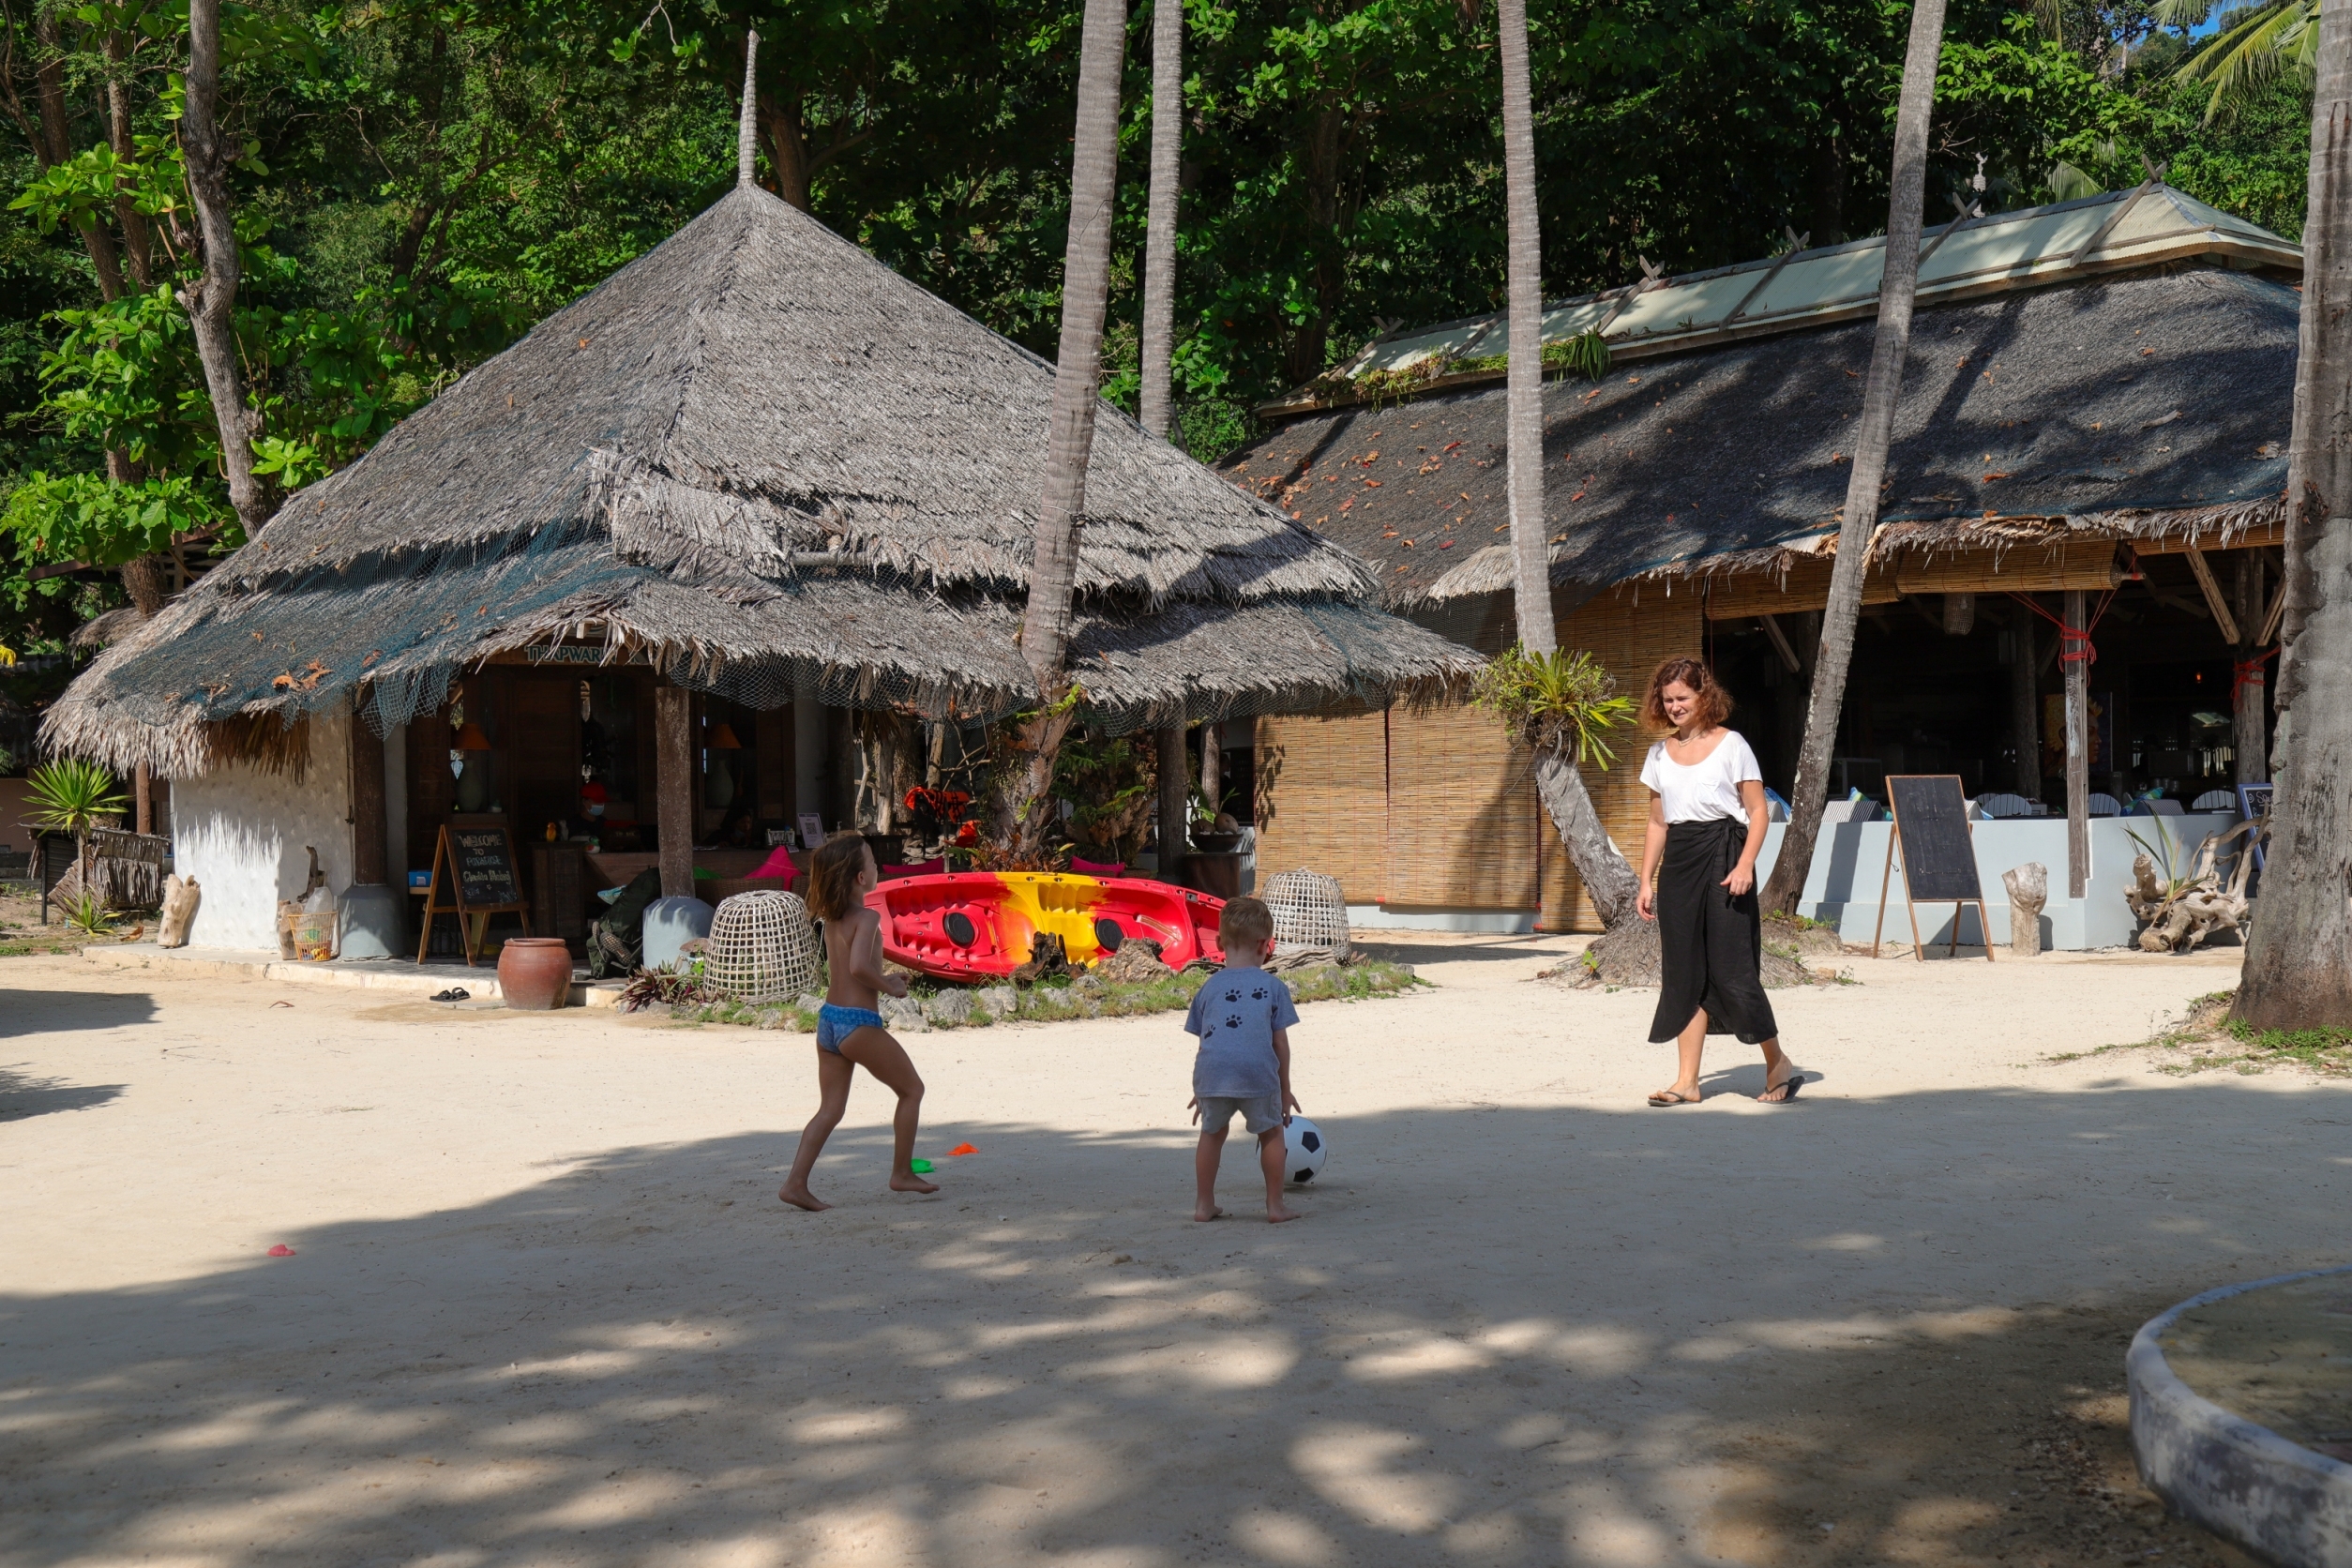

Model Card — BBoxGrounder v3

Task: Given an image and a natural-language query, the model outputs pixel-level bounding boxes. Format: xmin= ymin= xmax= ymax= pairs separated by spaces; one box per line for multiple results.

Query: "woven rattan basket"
xmin=704 ymin=891 xmax=822 ymax=1002
xmin=1263 ymin=868 xmax=1350 ymax=962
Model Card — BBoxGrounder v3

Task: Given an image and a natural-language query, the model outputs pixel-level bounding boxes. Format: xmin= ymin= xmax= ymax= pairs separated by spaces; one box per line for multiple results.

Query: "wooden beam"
xmin=655 ymin=685 xmax=694 ymax=898
xmin=1157 ymin=724 xmax=1188 ymax=878
xmin=2260 ymin=574 xmax=2288 ymax=644
xmin=1942 ymin=592 xmax=1976 ymax=636
xmin=2180 ymin=548 xmax=2240 ymax=643
xmin=2064 ymin=589 xmax=2089 ymax=900
xmin=1757 ymin=613 xmax=1801 ymax=672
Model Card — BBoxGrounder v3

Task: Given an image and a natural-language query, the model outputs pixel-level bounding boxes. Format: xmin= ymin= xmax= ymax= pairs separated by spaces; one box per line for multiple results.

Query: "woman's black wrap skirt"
xmin=1647 ymin=817 xmax=1780 ymax=1045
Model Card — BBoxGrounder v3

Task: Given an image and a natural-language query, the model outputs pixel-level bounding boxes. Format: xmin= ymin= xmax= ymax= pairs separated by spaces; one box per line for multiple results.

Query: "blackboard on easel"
xmin=1873 ymin=775 xmax=1995 ymax=961
xmin=415 ymin=824 xmax=531 ymax=965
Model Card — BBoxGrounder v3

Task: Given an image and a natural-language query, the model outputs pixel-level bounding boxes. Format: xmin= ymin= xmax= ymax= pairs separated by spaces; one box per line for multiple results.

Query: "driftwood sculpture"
xmin=2002 ymin=862 xmax=2047 ymax=957
xmin=2127 ymin=822 xmax=2260 ymax=954
xmin=158 ymin=874 xmax=201 ymax=947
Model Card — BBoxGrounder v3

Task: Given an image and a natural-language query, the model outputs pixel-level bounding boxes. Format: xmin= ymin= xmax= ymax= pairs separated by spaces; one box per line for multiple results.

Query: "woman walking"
xmin=1635 ymin=657 xmax=1803 ymax=1106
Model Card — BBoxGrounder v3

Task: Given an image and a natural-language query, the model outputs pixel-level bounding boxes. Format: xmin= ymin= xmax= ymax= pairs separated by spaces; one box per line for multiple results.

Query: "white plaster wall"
xmin=173 ymin=709 xmax=354 ymax=951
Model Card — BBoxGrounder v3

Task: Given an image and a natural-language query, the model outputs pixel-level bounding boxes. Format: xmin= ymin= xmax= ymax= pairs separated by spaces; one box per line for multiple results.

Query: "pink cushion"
xmin=1069 ymin=856 xmax=1125 ymax=878
xmin=749 ymin=845 xmax=798 ymax=881
xmin=877 ymin=857 xmax=947 ymax=881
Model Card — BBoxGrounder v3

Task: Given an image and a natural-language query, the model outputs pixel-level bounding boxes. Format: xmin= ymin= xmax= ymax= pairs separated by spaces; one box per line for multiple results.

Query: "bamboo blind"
xmin=1539 ymin=585 xmax=1700 ymax=931
xmin=1251 ymin=708 xmax=1389 ymax=902
xmin=1892 ymin=538 xmax=2122 ymax=595
xmin=1702 ymin=559 xmax=1900 ymax=620
xmin=1383 ymin=703 xmax=1539 ymax=909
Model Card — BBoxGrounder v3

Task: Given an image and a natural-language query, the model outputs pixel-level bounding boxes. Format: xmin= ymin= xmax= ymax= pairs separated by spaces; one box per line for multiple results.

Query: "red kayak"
xmin=865 ymin=871 xmax=1225 ymax=980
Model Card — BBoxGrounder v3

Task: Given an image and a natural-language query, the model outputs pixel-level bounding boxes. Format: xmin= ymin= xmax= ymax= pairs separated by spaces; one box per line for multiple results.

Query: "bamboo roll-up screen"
xmin=1539 ymin=585 xmax=1696 ymax=931
xmin=1701 ymin=559 xmax=1901 ymax=620
xmin=1251 ymin=709 xmax=1389 ymax=903
xmin=1892 ymin=538 xmax=2122 ymax=595
xmin=1384 ymin=702 xmax=1538 ymax=909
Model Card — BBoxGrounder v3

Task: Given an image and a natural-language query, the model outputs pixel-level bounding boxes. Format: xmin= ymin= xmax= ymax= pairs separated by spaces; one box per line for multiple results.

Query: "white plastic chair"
xmin=1977 ymin=792 xmax=2030 ymax=819
xmin=2191 ymin=791 xmax=2236 ymax=812
xmin=2088 ymin=793 xmax=2123 ymax=818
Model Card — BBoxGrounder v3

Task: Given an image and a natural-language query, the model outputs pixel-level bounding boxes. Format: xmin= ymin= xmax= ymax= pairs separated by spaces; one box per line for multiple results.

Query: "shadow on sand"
xmin=4 ymin=1078 xmax=2321 ymax=1567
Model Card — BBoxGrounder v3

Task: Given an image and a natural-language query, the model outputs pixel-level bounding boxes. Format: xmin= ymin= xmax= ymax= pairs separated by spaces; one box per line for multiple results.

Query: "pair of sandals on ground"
xmin=1648 ymin=1070 xmax=1804 ymax=1108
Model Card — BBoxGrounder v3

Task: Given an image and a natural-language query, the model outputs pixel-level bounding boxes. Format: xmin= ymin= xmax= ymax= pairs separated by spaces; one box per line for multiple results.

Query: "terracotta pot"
xmin=497 ymin=937 xmax=574 ymax=1010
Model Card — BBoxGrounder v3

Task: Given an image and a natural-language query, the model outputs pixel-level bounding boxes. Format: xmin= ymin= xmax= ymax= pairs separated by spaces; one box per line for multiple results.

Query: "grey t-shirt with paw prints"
xmin=1184 ymin=965 xmax=1299 ymax=1098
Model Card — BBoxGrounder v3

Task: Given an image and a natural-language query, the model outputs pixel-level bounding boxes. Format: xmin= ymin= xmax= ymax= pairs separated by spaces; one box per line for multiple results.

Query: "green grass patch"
xmin=2054 ymin=988 xmax=2352 ymax=1076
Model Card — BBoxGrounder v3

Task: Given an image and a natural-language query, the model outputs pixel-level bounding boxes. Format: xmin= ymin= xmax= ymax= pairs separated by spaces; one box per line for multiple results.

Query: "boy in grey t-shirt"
xmin=1184 ymin=896 xmax=1302 ymax=1223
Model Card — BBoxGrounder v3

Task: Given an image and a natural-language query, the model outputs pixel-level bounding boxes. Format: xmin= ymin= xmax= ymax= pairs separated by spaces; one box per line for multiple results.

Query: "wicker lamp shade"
xmin=1264 ymin=868 xmax=1350 ymax=962
xmin=704 ymin=890 xmax=822 ymax=1002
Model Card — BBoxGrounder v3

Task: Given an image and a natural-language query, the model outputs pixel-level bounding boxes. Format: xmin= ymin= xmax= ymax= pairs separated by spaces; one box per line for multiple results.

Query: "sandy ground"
xmin=1 ymin=933 xmax=2341 ymax=1568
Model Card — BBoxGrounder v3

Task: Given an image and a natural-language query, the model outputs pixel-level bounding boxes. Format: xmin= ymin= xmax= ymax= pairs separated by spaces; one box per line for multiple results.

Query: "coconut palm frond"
xmin=2174 ymin=0 xmax=2319 ymax=122
xmin=2152 ymin=0 xmax=2216 ymax=28
xmin=2047 ymin=160 xmax=2105 ymax=202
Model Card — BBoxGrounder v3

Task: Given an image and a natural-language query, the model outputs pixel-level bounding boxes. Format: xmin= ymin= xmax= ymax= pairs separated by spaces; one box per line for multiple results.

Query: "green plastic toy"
xmin=909 ymin=1158 xmax=935 ymax=1173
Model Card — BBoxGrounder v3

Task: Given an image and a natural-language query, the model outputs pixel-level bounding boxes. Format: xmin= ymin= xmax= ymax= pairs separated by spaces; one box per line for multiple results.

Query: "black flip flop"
xmin=430 ymin=988 xmax=470 ymax=1003
xmin=1760 ymin=1072 xmax=1804 ymax=1104
xmin=1647 ymin=1089 xmax=1700 ymax=1107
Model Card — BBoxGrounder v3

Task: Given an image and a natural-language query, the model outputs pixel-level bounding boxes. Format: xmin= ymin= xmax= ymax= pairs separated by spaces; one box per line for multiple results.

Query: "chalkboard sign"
xmin=1886 ymin=776 xmax=1983 ymax=901
xmin=1873 ymin=774 xmax=1995 ymax=962
xmin=450 ymin=827 xmax=521 ymax=911
xmin=415 ymin=824 xmax=532 ymax=966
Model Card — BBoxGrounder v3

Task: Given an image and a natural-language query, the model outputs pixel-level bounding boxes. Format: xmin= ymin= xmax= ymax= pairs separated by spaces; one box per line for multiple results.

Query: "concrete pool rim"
xmin=2128 ymin=1264 xmax=2352 ymax=1567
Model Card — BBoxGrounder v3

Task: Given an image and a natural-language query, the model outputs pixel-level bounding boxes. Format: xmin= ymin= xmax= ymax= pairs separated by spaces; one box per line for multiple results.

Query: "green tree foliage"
xmin=0 ymin=0 xmax=2320 ymax=657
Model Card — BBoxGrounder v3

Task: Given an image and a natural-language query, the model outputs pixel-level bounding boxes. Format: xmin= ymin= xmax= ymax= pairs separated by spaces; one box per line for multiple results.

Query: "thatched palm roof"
xmin=49 ymin=185 xmax=1476 ymax=775
xmin=1225 ymin=263 xmax=2294 ymax=607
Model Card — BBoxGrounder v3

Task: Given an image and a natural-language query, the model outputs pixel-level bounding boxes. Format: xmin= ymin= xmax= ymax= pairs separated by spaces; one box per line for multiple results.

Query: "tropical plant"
xmin=61 ymin=890 xmax=116 ymax=938
xmin=1054 ymin=731 xmax=1159 ymax=862
xmin=1472 ymin=645 xmax=1638 ymax=767
xmin=1762 ymin=0 xmax=1950 ymax=919
xmin=2157 ymin=0 xmax=2319 ymax=123
xmin=25 ymin=756 xmax=128 ymax=889
xmin=2238 ymin=0 xmax=2352 ymax=1029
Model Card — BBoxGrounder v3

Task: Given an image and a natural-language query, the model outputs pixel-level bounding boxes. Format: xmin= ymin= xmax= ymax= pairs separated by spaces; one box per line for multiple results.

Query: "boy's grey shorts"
xmin=1196 ymin=1094 xmax=1286 ymax=1136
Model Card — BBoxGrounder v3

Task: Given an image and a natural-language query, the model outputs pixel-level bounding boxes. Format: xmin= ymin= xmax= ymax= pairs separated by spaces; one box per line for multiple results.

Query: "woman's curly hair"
xmin=1640 ymin=656 xmax=1734 ymax=731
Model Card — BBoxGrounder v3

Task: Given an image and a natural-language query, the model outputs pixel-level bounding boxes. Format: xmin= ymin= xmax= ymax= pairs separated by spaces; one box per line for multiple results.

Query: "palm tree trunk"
xmin=2236 ymin=0 xmax=2352 ymax=1030
xmin=1759 ymin=0 xmax=1948 ymax=917
xmin=177 ymin=0 xmax=269 ymax=539
xmin=1138 ymin=0 xmax=1182 ymax=443
xmin=1495 ymin=0 xmax=1638 ymax=928
xmin=996 ymin=0 xmax=1127 ymax=856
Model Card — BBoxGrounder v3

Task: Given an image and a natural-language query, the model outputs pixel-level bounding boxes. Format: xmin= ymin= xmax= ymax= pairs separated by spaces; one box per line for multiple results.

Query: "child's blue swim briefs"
xmin=816 ymin=1003 xmax=885 ymax=1054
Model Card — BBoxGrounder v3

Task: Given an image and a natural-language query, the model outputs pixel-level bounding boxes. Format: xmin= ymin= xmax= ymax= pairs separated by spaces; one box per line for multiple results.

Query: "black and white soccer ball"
xmin=1284 ymin=1116 xmax=1328 ymax=1184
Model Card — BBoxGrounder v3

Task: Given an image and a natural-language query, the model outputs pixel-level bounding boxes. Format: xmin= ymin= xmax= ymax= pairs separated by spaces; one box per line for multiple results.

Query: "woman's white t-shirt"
xmin=1639 ymin=730 xmax=1762 ymax=823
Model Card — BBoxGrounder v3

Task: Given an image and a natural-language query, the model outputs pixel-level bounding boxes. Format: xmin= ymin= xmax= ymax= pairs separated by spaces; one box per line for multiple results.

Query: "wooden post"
xmin=134 ymin=762 xmax=153 ymax=836
xmin=350 ymin=716 xmax=387 ymax=884
xmin=2064 ymin=588 xmax=2089 ymax=899
xmin=1199 ymin=721 xmax=1222 ymax=819
xmin=1156 ymin=724 xmax=1187 ymax=879
xmin=656 ymin=685 xmax=693 ymax=898
xmin=2010 ymin=614 xmax=2040 ymax=798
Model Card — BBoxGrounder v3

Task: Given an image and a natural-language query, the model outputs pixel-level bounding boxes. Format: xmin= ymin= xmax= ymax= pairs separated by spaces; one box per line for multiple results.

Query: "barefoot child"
xmin=778 ymin=833 xmax=939 ymax=1211
xmin=1185 ymin=897 xmax=1302 ymax=1224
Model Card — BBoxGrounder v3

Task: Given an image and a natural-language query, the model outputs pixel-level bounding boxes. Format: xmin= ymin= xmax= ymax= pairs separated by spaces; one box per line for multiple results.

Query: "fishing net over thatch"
xmin=48 ymin=185 xmax=1479 ymax=776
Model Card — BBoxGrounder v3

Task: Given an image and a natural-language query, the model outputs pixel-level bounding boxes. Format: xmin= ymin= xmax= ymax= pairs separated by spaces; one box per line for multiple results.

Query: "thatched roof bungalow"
xmin=50 ymin=181 xmax=1476 ymax=954
xmin=1224 ymin=185 xmax=2301 ymax=945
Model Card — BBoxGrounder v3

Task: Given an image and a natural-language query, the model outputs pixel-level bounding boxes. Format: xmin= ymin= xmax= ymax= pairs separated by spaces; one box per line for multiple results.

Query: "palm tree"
xmin=1138 ymin=0 xmax=1190 ymax=871
xmin=1000 ymin=0 xmax=1128 ymax=857
xmin=178 ymin=0 xmax=267 ymax=539
xmin=27 ymin=758 xmax=129 ymax=897
xmin=2155 ymin=0 xmax=2319 ymax=122
xmin=1475 ymin=0 xmax=1642 ymax=925
xmin=1139 ymin=0 xmax=1183 ymax=445
xmin=1758 ymin=0 xmax=1950 ymax=918
xmin=2235 ymin=0 xmax=2352 ymax=1029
